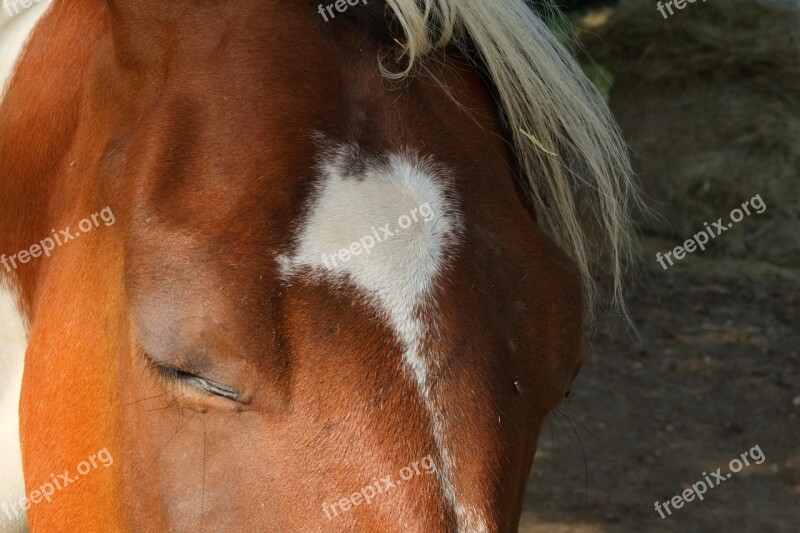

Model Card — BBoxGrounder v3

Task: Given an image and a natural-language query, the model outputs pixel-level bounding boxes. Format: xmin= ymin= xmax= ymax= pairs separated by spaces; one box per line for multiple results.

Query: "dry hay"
xmin=577 ymin=0 xmax=800 ymax=267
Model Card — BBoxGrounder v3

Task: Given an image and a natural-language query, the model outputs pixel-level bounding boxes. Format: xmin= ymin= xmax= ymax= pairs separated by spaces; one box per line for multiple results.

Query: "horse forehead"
xmin=279 ymin=144 xmax=463 ymax=305
xmin=279 ymin=143 xmax=487 ymax=529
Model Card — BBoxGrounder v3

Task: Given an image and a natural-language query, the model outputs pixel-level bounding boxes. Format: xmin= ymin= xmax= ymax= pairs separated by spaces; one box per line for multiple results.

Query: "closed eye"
xmin=151 ymin=360 xmax=241 ymax=402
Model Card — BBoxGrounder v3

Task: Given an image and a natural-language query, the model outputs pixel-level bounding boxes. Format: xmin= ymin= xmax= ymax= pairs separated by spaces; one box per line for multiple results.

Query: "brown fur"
xmin=2 ymin=0 xmax=584 ymax=530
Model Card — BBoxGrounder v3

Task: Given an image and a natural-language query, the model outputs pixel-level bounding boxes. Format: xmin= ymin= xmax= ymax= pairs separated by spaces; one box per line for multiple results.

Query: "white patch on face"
xmin=279 ymin=144 xmax=462 ymax=314
xmin=279 ymin=142 xmax=485 ymax=531
xmin=0 ymin=278 xmax=29 ymax=532
xmin=0 ymin=0 xmax=51 ymax=106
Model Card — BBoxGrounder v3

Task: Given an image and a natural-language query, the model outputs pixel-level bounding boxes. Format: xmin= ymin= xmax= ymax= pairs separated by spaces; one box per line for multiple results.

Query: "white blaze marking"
xmin=1 ymin=3 xmax=50 ymax=531
xmin=279 ymin=143 xmax=485 ymax=531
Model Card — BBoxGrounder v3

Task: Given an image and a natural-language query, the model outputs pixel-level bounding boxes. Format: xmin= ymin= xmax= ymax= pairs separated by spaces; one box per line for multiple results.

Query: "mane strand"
xmin=382 ymin=0 xmax=642 ymax=321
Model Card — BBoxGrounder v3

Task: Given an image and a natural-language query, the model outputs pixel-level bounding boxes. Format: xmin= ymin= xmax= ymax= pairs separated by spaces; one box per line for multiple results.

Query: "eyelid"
xmin=148 ymin=358 xmax=241 ymax=402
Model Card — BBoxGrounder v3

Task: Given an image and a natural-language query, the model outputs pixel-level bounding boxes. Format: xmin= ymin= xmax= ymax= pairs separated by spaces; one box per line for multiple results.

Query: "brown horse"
xmin=0 ymin=0 xmax=637 ymax=531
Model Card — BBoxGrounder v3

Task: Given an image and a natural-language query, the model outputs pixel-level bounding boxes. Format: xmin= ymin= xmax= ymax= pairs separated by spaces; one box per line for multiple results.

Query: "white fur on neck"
xmin=0 ymin=278 xmax=29 ymax=533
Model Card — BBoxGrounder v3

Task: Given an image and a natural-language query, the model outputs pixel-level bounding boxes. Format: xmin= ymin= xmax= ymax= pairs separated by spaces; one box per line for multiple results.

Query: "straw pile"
xmin=577 ymin=0 xmax=800 ymax=266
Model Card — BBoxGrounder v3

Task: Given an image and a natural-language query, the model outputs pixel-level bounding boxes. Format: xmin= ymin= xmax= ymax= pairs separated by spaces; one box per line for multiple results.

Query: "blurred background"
xmin=520 ymin=1 xmax=799 ymax=531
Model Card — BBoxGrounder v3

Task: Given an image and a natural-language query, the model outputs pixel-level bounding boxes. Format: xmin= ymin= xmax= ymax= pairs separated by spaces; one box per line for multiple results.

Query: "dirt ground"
xmin=519 ymin=237 xmax=800 ymax=532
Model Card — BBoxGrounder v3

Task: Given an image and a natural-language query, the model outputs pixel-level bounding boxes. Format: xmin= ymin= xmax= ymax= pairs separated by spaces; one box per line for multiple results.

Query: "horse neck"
xmin=0 ymin=0 xmax=107 ymax=308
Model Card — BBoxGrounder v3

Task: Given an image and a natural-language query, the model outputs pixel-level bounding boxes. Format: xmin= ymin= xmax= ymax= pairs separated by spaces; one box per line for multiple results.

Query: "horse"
xmin=0 ymin=0 xmax=637 ymax=530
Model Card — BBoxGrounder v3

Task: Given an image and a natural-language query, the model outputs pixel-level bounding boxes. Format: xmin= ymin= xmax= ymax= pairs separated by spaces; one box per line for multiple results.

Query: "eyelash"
xmin=148 ymin=358 xmax=241 ymax=402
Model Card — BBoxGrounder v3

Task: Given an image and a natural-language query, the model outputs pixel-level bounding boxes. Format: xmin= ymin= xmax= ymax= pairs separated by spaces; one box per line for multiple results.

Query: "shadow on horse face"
xmin=5 ymin=0 xmax=593 ymax=531
xmin=109 ymin=130 xmax=585 ymax=530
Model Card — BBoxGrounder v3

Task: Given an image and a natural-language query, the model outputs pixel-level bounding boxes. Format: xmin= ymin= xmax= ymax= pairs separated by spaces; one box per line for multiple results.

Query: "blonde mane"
xmin=383 ymin=0 xmax=640 ymax=320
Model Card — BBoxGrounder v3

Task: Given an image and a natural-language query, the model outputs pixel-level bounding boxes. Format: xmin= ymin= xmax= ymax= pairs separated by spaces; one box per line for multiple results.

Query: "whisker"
xmin=563 ymin=412 xmax=590 ymax=503
xmin=546 ymin=414 xmax=560 ymax=464
xmin=557 ymin=407 xmax=608 ymax=425
xmin=201 ymin=416 xmax=207 ymax=533
xmin=144 ymin=391 xmax=184 ymax=413
xmin=157 ymin=409 xmax=198 ymax=460
xmin=557 ymin=410 xmax=604 ymax=443
xmin=552 ymin=409 xmax=580 ymax=450
xmin=122 ymin=391 xmax=168 ymax=408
